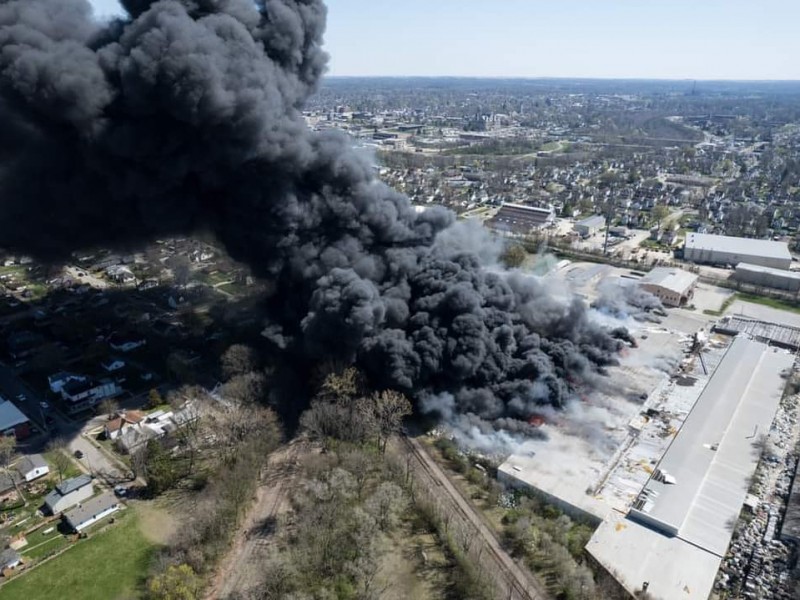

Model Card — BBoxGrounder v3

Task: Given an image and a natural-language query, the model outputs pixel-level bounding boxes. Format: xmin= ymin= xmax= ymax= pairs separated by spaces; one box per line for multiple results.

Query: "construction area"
xmin=497 ymin=261 xmax=800 ymax=600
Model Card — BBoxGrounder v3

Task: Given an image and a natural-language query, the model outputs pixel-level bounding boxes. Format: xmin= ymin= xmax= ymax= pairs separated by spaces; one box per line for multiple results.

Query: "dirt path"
xmin=205 ymin=439 xmax=307 ymax=599
xmin=397 ymin=436 xmax=548 ymax=600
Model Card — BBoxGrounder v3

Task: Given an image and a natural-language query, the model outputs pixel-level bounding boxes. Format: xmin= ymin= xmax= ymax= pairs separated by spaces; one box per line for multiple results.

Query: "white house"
xmin=60 ymin=379 xmax=122 ymax=414
xmin=106 ymin=265 xmax=136 ymax=284
xmin=0 ymin=548 xmax=21 ymax=571
xmin=101 ymin=358 xmax=126 ymax=372
xmin=109 ymin=335 xmax=146 ymax=353
xmin=47 ymin=372 xmax=87 ymax=395
xmin=15 ymin=454 xmax=49 ymax=482
xmin=44 ymin=474 xmax=94 ymax=514
xmin=63 ymin=492 xmax=121 ymax=532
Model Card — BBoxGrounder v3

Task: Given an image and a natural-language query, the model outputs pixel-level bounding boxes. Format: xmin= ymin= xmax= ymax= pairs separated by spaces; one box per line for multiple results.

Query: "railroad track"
xmin=400 ymin=436 xmax=547 ymax=600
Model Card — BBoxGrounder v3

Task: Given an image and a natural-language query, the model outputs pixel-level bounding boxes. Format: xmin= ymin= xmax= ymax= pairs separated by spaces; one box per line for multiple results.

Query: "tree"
xmin=220 ymin=344 xmax=258 ymax=379
xmin=0 ymin=436 xmax=25 ymax=505
xmin=143 ymin=439 xmax=178 ymax=495
xmin=147 ymin=564 xmax=202 ymax=600
xmin=651 ymin=204 xmax=670 ymax=229
xmin=100 ymin=397 xmax=119 ymax=420
xmin=220 ymin=372 xmax=266 ymax=405
xmin=167 ymin=255 xmax=192 ymax=288
xmin=148 ymin=388 xmax=163 ymax=410
xmin=370 ymin=390 xmax=412 ymax=454
xmin=501 ymin=244 xmax=527 ymax=269
xmin=364 ymin=482 xmax=406 ymax=531
xmin=47 ymin=438 xmax=73 ymax=483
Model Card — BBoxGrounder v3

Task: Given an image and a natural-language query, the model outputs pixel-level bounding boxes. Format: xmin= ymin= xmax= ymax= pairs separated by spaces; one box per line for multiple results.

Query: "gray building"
xmin=574 ymin=215 xmax=606 ymax=237
xmin=684 ymin=233 xmax=792 ymax=270
xmin=44 ymin=474 xmax=93 ymax=514
xmin=63 ymin=492 xmax=121 ymax=532
xmin=733 ymin=262 xmax=800 ymax=292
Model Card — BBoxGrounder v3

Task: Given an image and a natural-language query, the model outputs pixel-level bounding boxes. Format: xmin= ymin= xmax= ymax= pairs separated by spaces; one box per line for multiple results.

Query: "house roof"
xmin=106 ymin=411 xmax=145 ymax=433
xmin=0 ymin=400 xmax=29 ymax=431
xmin=0 ymin=548 xmax=20 ymax=567
xmin=576 ymin=215 xmax=606 ymax=228
xmin=63 ymin=492 xmax=119 ymax=529
xmin=55 ymin=474 xmax=92 ymax=495
xmin=15 ymin=453 xmax=48 ymax=475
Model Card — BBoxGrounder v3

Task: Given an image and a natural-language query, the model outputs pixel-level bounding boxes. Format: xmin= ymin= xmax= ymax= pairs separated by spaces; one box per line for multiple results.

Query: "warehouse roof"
xmin=685 ymin=233 xmax=791 ymax=261
xmin=629 ymin=337 xmax=794 ymax=556
xmin=641 ymin=267 xmax=698 ymax=295
xmin=735 ymin=262 xmax=800 ymax=280
xmin=576 ymin=215 xmax=605 ymax=228
xmin=0 ymin=400 xmax=29 ymax=431
xmin=489 ymin=203 xmax=553 ymax=234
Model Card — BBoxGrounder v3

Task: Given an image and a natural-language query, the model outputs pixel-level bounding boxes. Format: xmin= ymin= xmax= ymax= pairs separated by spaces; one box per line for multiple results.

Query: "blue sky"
xmin=89 ymin=0 xmax=799 ymax=79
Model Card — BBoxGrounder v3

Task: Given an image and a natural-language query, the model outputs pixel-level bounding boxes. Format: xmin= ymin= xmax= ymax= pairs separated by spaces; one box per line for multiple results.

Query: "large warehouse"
xmin=488 ymin=203 xmax=554 ymax=236
xmin=588 ymin=337 xmax=794 ymax=600
xmin=683 ymin=233 xmax=792 ymax=270
xmin=733 ymin=262 xmax=800 ymax=292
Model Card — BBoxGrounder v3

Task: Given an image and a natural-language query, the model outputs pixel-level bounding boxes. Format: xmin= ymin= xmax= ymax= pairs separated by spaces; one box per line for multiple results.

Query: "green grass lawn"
xmin=737 ymin=292 xmax=800 ymax=315
xmin=1 ymin=512 xmax=156 ymax=600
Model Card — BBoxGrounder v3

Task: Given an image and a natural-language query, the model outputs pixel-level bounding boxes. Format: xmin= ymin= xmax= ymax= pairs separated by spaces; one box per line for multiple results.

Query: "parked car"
xmin=73 ymin=450 xmax=84 ymax=459
xmin=16 ymin=393 xmax=26 ymax=402
xmin=114 ymin=485 xmax=127 ymax=497
xmin=39 ymin=401 xmax=49 ymax=410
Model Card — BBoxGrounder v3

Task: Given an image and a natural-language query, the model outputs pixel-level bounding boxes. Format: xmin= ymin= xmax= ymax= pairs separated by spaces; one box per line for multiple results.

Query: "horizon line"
xmin=324 ymin=74 xmax=800 ymax=83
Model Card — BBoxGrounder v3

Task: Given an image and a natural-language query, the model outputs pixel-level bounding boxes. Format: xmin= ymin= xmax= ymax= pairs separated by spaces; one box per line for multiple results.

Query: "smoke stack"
xmin=0 ymin=0 xmax=629 ymax=435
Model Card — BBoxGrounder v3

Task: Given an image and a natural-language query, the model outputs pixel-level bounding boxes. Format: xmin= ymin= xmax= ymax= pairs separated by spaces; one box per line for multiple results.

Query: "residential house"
xmin=101 ymin=358 xmax=126 ymax=372
xmin=0 ymin=548 xmax=21 ymax=572
xmin=109 ymin=335 xmax=146 ymax=353
xmin=106 ymin=265 xmax=136 ymax=284
xmin=60 ymin=378 xmax=122 ymax=414
xmin=105 ymin=411 xmax=145 ymax=441
xmin=47 ymin=372 xmax=87 ymax=395
xmin=15 ymin=454 xmax=49 ymax=482
xmin=63 ymin=492 xmax=121 ymax=532
xmin=0 ymin=400 xmax=30 ymax=440
xmin=44 ymin=474 xmax=94 ymax=514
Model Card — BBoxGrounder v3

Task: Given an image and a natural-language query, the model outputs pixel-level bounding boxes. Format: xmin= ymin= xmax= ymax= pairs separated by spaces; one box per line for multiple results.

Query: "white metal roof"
xmin=0 ymin=400 xmax=29 ymax=431
xmin=735 ymin=262 xmax=800 ymax=279
xmin=685 ymin=233 xmax=791 ymax=261
xmin=630 ymin=336 xmax=794 ymax=556
xmin=641 ymin=267 xmax=698 ymax=295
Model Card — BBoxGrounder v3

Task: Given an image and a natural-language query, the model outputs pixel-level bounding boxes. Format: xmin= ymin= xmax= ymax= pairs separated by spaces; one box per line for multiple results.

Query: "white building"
xmin=639 ymin=267 xmax=699 ymax=307
xmin=63 ymin=492 xmax=121 ymax=532
xmin=683 ymin=233 xmax=792 ymax=270
xmin=15 ymin=454 xmax=49 ymax=482
xmin=44 ymin=474 xmax=94 ymax=514
xmin=574 ymin=215 xmax=606 ymax=237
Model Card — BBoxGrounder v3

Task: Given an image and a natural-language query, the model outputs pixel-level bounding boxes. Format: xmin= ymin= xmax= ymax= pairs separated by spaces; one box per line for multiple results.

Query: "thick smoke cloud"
xmin=0 ymin=0 xmax=631 ymax=433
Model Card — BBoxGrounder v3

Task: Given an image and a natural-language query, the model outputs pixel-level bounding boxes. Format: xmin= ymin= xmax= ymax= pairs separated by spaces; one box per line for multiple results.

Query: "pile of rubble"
xmin=714 ymin=394 xmax=800 ymax=599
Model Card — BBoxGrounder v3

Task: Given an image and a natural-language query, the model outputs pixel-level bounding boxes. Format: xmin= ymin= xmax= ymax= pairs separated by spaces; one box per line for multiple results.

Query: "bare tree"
xmin=220 ymin=344 xmax=258 ymax=379
xmin=47 ymin=438 xmax=73 ymax=483
xmin=370 ymin=390 xmax=412 ymax=453
xmin=364 ymin=482 xmax=407 ymax=531
xmin=0 ymin=436 xmax=25 ymax=505
xmin=100 ymin=397 xmax=119 ymax=420
xmin=220 ymin=372 xmax=266 ymax=405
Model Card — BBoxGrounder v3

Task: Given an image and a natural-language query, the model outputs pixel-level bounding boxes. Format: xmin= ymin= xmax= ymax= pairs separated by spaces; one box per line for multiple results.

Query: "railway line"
xmin=399 ymin=435 xmax=547 ymax=600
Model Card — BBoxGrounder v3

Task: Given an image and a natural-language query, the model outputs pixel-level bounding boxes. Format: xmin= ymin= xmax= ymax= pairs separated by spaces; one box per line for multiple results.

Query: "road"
xmin=0 ymin=362 xmax=126 ymax=484
xmin=398 ymin=436 xmax=547 ymax=600
xmin=206 ymin=439 xmax=306 ymax=600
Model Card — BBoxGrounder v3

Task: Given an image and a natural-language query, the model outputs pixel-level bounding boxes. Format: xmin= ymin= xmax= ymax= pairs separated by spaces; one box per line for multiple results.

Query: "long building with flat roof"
xmin=589 ymin=336 xmax=794 ymax=600
xmin=684 ymin=233 xmax=791 ymax=270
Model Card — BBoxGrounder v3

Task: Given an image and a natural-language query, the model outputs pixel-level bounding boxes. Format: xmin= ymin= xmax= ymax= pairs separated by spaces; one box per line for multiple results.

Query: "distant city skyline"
xmin=89 ymin=0 xmax=800 ymax=80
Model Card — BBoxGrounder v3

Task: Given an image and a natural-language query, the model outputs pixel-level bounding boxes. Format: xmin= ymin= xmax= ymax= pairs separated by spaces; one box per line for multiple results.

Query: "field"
xmin=1 ymin=511 xmax=156 ymax=600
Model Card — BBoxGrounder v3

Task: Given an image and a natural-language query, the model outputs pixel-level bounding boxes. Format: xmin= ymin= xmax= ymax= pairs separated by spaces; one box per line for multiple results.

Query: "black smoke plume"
xmin=0 ymin=0 xmax=629 ymax=433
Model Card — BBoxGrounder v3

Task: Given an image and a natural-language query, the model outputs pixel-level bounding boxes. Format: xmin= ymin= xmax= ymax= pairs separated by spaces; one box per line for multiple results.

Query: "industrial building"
xmin=733 ymin=262 xmax=800 ymax=292
xmin=714 ymin=315 xmax=800 ymax=350
xmin=639 ymin=267 xmax=698 ymax=307
xmin=588 ymin=337 xmax=794 ymax=600
xmin=574 ymin=215 xmax=606 ymax=237
xmin=683 ymin=233 xmax=792 ymax=270
xmin=488 ymin=203 xmax=554 ymax=236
